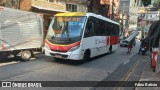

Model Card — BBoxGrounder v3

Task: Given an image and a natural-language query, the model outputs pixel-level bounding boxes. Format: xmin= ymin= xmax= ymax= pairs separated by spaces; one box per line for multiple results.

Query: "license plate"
xmin=55 ymin=55 xmax=62 ymax=58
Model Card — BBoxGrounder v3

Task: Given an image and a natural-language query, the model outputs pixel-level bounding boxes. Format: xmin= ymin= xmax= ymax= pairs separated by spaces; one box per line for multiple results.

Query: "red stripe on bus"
xmin=106 ymin=37 xmax=109 ymax=45
xmin=106 ymin=36 xmax=119 ymax=45
xmin=0 ymin=8 xmax=4 ymax=11
xmin=45 ymin=40 xmax=80 ymax=52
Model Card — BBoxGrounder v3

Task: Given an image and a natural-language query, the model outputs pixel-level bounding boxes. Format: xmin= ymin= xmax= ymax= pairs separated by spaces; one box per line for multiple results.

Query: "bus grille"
xmin=51 ymin=49 xmax=68 ymax=53
xmin=50 ymin=53 xmax=68 ymax=58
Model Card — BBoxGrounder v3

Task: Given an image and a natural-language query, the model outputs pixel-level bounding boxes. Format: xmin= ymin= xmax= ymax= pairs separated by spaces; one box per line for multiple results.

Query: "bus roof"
xmin=55 ymin=12 xmax=86 ymax=16
xmin=86 ymin=13 xmax=119 ymax=25
xmin=55 ymin=12 xmax=119 ymax=25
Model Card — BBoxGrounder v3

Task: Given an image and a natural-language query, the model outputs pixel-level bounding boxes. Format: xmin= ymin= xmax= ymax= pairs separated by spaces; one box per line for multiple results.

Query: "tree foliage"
xmin=153 ymin=0 xmax=160 ymax=9
xmin=0 ymin=0 xmax=23 ymax=9
xmin=87 ymin=0 xmax=110 ymax=18
xmin=142 ymin=0 xmax=151 ymax=6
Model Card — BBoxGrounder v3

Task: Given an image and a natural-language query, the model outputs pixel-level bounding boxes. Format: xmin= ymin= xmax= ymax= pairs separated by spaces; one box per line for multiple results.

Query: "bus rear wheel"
xmin=108 ymin=46 xmax=112 ymax=54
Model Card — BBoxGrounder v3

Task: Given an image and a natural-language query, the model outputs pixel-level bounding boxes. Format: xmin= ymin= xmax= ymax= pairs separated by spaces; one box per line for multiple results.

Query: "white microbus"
xmin=45 ymin=12 xmax=119 ymax=61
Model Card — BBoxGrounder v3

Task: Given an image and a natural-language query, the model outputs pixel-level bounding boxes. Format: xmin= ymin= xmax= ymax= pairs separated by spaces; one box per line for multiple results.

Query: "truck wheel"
xmin=21 ymin=50 xmax=32 ymax=61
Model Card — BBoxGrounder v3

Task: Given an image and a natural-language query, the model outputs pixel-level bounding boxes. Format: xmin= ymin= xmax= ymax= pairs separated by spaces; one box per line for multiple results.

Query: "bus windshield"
xmin=47 ymin=16 xmax=86 ymax=40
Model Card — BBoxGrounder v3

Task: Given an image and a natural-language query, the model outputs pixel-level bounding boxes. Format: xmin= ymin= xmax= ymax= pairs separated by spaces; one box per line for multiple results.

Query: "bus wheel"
xmin=153 ymin=68 xmax=156 ymax=72
xmin=83 ymin=50 xmax=90 ymax=62
xmin=108 ymin=46 xmax=112 ymax=54
xmin=21 ymin=50 xmax=32 ymax=61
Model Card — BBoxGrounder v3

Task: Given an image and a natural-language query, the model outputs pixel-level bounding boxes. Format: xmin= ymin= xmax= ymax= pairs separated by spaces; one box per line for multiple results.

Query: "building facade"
xmin=0 ymin=0 xmax=87 ymax=44
xmin=128 ymin=0 xmax=140 ymax=37
xmin=100 ymin=0 xmax=120 ymax=19
xmin=20 ymin=0 xmax=87 ymax=39
xmin=118 ymin=0 xmax=130 ymax=36
xmin=138 ymin=7 xmax=159 ymax=38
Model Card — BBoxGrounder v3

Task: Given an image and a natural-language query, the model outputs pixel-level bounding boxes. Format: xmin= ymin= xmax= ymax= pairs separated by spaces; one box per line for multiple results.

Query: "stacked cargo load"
xmin=0 ymin=7 xmax=43 ymax=61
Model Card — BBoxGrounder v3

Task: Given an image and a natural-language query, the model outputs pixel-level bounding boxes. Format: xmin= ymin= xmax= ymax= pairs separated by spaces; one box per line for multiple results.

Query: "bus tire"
xmin=83 ymin=50 xmax=90 ymax=62
xmin=54 ymin=57 xmax=61 ymax=61
xmin=153 ymin=68 xmax=156 ymax=72
xmin=108 ymin=46 xmax=112 ymax=54
xmin=21 ymin=50 xmax=32 ymax=61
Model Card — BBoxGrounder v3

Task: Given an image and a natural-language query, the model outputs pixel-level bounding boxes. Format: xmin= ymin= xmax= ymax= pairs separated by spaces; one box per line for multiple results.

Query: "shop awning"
xmin=32 ymin=5 xmax=68 ymax=13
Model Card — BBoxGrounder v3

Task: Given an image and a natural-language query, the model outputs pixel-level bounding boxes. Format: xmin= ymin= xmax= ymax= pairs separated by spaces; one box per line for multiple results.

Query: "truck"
xmin=0 ymin=7 xmax=43 ymax=61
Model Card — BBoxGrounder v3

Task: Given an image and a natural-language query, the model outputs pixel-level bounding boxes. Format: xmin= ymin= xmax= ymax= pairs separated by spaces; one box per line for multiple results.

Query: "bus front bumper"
xmin=44 ymin=47 xmax=83 ymax=60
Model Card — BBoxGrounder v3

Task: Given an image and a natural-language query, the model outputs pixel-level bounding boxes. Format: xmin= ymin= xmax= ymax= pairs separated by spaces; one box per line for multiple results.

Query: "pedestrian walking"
xmin=138 ymin=36 xmax=145 ymax=54
xmin=127 ymin=39 xmax=134 ymax=54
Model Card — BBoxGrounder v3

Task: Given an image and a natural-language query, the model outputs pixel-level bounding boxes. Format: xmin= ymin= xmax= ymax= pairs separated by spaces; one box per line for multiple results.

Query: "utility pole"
xmin=121 ymin=3 xmax=125 ymax=36
xmin=18 ymin=0 xmax=21 ymax=9
xmin=111 ymin=0 xmax=114 ymax=19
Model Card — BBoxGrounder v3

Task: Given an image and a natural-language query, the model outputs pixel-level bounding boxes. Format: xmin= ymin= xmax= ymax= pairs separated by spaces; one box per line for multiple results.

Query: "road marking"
xmin=114 ymin=56 xmax=142 ymax=90
xmin=2 ymin=62 xmax=58 ymax=81
xmin=0 ymin=61 xmax=18 ymax=67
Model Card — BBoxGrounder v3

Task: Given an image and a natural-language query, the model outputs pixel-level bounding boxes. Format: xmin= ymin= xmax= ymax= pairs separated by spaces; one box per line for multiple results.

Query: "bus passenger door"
xmin=82 ymin=18 xmax=96 ymax=58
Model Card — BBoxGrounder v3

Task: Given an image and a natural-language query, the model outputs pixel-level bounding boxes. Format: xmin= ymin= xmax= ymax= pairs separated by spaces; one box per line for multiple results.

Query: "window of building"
xmin=66 ymin=4 xmax=77 ymax=12
xmin=146 ymin=15 xmax=148 ymax=18
xmin=49 ymin=0 xmax=54 ymax=2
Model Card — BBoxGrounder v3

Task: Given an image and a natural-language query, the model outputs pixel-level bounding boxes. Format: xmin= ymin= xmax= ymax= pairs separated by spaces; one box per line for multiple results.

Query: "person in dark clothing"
xmin=138 ymin=36 xmax=145 ymax=54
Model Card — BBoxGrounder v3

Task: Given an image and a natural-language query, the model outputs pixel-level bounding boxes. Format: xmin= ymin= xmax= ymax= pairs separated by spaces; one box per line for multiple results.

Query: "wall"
xmin=64 ymin=0 xmax=87 ymax=12
xmin=20 ymin=0 xmax=32 ymax=11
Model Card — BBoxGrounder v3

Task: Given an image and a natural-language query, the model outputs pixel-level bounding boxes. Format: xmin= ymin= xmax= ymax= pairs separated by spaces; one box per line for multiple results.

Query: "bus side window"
xmin=105 ymin=22 xmax=109 ymax=35
xmin=107 ymin=23 xmax=111 ymax=35
xmin=95 ymin=19 xmax=100 ymax=35
xmin=100 ymin=20 xmax=105 ymax=36
xmin=84 ymin=19 xmax=95 ymax=37
xmin=115 ymin=25 xmax=119 ymax=36
xmin=117 ymin=25 xmax=120 ymax=36
xmin=95 ymin=19 xmax=105 ymax=36
xmin=110 ymin=24 xmax=114 ymax=36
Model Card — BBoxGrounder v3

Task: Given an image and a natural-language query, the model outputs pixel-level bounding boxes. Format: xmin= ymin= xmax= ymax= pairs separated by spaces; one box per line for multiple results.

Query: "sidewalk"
xmin=135 ymin=53 xmax=160 ymax=90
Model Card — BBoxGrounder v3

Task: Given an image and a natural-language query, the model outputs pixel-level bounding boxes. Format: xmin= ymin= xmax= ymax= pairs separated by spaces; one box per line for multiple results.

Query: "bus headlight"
xmin=69 ymin=46 xmax=80 ymax=52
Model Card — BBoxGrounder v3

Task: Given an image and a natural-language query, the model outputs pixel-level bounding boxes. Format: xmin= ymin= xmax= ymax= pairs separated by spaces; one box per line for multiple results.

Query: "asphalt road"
xmin=0 ymin=42 xmax=141 ymax=90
